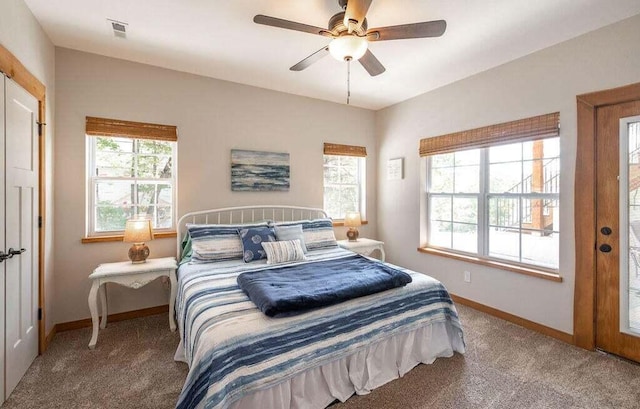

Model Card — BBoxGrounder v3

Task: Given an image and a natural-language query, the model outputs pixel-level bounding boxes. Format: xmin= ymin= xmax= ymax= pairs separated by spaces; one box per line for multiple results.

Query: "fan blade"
xmin=344 ymin=0 xmax=372 ymax=33
xmin=290 ymin=46 xmax=330 ymax=71
xmin=359 ymin=49 xmax=385 ymax=76
xmin=367 ymin=20 xmax=446 ymax=41
xmin=254 ymin=15 xmax=328 ymax=36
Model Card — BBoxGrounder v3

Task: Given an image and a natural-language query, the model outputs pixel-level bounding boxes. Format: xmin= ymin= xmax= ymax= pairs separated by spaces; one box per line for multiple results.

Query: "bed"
xmin=174 ymin=205 xmax=465 ymax=409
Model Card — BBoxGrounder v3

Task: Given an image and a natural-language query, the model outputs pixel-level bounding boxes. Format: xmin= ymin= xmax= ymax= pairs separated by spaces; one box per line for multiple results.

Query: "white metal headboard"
xmin=176 ymin=205 xmax=329 ymax=258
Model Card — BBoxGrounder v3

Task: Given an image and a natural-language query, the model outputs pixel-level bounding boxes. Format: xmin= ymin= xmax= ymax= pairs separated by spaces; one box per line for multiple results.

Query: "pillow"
xmin=179 ymin=232 xmax=193 ymax=265
xmin=274 ymin=224 xmax=308 ymax=253
xmin=238 ymin=226 xmax=276 ymax=263
xmin=261 ymin=240 xmax=307 ymax=265
xmin=188 ymin=222 xmax=269 ymax=263
xmin=273 ymin=218 xmax=337 ymax=251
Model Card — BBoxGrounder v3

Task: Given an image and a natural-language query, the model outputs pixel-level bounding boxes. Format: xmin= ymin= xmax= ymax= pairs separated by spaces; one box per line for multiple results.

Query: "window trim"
xmin=417 ymin=247 xmax=562 ymax=282
xmin=81 ymin=231 xmax=177 ymax=243
xmin=419 ymin=113 xmax=561 ymax=278
xmin=82 ymin=117 xmax=178 ymax=236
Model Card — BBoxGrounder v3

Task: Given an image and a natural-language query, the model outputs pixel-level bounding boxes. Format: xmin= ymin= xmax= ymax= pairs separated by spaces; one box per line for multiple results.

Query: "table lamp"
xmin=123 ymin=217 xmax=154 ymax=263
xmin=344 ymin=212 xmax=361 ymax=242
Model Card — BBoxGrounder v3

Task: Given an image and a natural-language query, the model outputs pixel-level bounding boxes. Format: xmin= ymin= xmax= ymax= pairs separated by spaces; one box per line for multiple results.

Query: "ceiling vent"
xmin=107 ymin=19 xmax=128 ymax=39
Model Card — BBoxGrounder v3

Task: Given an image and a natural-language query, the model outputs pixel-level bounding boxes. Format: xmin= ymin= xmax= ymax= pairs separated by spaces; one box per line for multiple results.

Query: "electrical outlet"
xmin=464 ymin=271 xmax=471 ymax=283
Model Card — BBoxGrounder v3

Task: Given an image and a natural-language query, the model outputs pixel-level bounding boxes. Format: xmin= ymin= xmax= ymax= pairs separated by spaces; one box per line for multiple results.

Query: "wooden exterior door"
xmin=595 ymin=99 xmax=640 ymax=362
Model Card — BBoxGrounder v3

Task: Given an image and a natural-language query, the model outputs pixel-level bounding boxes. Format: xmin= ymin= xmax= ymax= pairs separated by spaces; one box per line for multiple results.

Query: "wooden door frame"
xmin=574 ymin=82 xmax=640 ymax=350
xmin=0 ymin=44 xmax=47 ymax=354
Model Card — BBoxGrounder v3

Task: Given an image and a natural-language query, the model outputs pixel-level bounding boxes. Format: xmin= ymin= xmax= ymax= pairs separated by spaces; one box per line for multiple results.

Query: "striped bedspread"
xmin=175 ymin=247 xmax=464 ymax=409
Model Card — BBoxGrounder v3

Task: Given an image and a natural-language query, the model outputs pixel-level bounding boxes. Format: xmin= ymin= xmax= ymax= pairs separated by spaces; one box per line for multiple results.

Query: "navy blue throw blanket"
xmin=237 ymin=255 xmax=412 ymax=317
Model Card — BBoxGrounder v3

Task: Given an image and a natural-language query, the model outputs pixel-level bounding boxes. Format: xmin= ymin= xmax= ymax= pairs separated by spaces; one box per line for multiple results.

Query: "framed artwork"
xmin=387 ymin=157 xmax=404 ymax=180
xmin=231 ymin=149 xmax=290 ymax=191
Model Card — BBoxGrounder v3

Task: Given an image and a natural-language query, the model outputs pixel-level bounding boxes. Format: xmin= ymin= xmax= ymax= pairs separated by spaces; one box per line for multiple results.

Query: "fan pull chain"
xmin=346 ymin=57 xmax=351 ymax=105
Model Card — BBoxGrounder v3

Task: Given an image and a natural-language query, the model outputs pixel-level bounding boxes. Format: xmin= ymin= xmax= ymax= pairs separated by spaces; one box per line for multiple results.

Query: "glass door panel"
xmin=622 ymin=117 xmax=640 ymax=335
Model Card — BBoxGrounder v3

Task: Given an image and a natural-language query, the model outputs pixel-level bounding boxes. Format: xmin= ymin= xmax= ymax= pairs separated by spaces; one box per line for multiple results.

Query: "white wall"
xmin=376 ymin=14 xmax=640 ymax=334
xmin=54 ymin=48 xmax=376 ymax=324
xmin=0 ymin=0 xmax=56 ymax=334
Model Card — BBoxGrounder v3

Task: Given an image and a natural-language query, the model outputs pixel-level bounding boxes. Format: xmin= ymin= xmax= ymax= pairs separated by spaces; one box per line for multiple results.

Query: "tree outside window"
xmin=323 ymin=155 xmax=365 ymax=220
xmin=90 ymin=136 xmax=176 ymax=233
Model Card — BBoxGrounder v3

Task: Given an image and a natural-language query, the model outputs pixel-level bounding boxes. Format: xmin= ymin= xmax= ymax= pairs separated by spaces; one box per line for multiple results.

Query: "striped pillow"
xmin=273 ymin=218 xmax=338 ymax=251
xmin=261 ymin=240 xmax=307 ymax=265
xmin=187 ymin=222 xmax=269 ymax=263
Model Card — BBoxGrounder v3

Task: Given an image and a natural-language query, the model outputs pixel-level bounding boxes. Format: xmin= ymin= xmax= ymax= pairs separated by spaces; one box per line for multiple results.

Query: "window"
xmin=422 ymin=113 xmax=560 ymax=271
xmin=323 ymin=143 xmax=366 ymax=220
xmin=86 ymin=117 xmax=177 ymax=235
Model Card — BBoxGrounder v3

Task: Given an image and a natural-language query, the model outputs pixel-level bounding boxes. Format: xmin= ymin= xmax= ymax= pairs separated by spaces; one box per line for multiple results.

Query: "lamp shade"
xmin=123 ymin=218 xmax=154 ymax=243
xmin=329 ymin=35 xmax=368 ymax=61
xmin=344 ymin=212 xmax=362 ymax=228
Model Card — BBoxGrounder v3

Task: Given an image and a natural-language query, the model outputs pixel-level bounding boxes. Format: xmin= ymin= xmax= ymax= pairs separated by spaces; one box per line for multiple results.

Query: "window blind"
xmin=324 ymin=143 xmax=367 ymax=157
xmin=86 ymin=116 xmax=177 ymax=142
xmin=419 ymin=112 xmax=559 ymax=157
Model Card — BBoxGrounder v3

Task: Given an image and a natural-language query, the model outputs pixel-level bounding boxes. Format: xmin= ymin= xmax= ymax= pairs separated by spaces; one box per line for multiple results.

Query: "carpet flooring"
xmin=3 ymin=305 xmax=640 ymax=409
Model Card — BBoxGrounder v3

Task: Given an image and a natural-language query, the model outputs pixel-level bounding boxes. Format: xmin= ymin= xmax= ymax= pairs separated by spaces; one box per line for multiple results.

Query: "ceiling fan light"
xmin=329 ymin=35 xmax=368 ymax=61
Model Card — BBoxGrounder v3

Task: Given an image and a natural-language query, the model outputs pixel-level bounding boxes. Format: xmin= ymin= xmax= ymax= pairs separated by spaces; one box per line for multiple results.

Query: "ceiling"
xmin=24 ymin=0 xmax=640 ymax=110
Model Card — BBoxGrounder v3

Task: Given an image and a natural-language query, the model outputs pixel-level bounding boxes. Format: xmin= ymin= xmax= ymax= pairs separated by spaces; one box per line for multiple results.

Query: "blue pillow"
xmin=238 ymin=227 xmax=276 ymax=262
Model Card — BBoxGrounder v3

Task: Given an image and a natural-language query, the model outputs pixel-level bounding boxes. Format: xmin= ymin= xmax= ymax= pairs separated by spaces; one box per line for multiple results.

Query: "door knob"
xmin=0 ymin=252 xmax=8 ymax=262
xmin=599 ymin=244 xmax=612 ymax=253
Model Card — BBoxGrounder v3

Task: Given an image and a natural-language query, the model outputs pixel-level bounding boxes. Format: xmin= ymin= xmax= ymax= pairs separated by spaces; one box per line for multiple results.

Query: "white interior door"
xmin=4 ymin=76 xmax=39 ymax=397
xmin=0 ymin=75 xmax=6 ymax=404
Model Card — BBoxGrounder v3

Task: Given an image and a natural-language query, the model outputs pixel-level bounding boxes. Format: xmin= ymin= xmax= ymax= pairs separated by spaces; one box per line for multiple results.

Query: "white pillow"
xmin=261 ymin=240 xmax=307 ymax=265
xmin=274 ymin=224 xmax=308 ymax=253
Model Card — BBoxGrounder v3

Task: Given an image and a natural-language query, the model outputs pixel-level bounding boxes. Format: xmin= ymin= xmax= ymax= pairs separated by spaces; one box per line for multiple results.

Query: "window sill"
xmin=332 ymin=220 xmax=369 ymax=227
xmin=82 ymin=231 xmax=177 ymax=244
xmin=417 ymin=247 xmax=562 ymax=282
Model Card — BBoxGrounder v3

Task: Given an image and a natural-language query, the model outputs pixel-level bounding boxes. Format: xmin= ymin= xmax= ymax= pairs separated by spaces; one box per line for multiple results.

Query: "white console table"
xmin=337 ymin=238 xmax=385 ymax=261
xmin=87 ymin=257 xmax=178 ymax=349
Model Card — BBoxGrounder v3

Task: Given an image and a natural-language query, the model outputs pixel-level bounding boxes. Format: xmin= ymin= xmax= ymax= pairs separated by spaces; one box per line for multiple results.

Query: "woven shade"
xmin=419 ymin=112 xmax=559 ymax=157
xmin=324 ymin=143 xmax=367 ymax=157
xmin=86 ymin=116 xmax=177 ymax=142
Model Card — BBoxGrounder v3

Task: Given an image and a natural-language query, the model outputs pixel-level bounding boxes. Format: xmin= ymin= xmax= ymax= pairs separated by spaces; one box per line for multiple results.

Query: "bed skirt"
xmin=175 ymin=320 xmax=464 ymax=409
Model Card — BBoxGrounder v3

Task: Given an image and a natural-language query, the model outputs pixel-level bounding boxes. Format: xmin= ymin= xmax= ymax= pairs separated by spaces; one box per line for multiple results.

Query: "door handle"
xmin=0 ymin=248 xmax=26 ymax=262
xmin=8 ymin=248 xmax=26 ymax=256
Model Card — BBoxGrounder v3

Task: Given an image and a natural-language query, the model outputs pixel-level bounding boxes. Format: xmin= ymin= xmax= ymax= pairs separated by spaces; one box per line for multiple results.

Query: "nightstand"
xmin=87 ymin=257 xmax=178 ymax=349
xmin=337 ymin=238 xmax=385 ymax=262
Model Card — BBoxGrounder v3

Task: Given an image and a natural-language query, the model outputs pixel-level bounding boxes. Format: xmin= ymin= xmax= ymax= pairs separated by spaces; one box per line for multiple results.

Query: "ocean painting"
xmin=231 ymin=149 xmax=290 ymax=191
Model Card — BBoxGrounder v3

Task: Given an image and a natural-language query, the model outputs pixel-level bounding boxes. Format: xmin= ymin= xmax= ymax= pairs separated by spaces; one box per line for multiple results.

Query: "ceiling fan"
xmin=254 ymin=0 xmax=446 ymax=77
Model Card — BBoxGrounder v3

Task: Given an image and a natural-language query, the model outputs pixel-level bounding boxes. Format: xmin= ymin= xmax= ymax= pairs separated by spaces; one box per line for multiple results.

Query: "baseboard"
xmin=55 ymin=304 xmax=170 ymax=333
xmin=450 ymin=294 xmax=574 ymax=345
xmin=46 ymin=296 xmax=573 ymax=348
xmin=44 ymin=325 xmax=57 ymax=351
